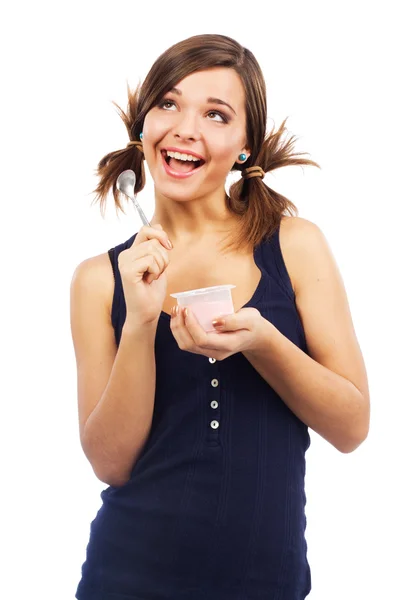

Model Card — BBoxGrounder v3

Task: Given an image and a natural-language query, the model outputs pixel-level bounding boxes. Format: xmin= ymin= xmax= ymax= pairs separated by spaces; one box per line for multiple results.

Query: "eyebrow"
xmin=168 ymin=87 xmax=237 ymax=116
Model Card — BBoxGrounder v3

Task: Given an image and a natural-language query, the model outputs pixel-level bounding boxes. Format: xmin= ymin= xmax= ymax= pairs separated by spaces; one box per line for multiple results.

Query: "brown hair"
xmin=93 ymin=34 xmax=320 ymax=250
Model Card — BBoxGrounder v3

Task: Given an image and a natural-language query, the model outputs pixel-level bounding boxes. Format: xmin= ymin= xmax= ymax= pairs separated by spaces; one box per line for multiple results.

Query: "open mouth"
xmin=161 ymin=150 xmax=205 ymax=174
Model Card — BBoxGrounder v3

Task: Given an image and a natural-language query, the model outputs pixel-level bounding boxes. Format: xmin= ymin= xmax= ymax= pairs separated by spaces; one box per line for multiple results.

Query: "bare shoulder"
xmin=279 ymin=215 xmax=370 ymax=407
xmin=70 ymin=251 xmax=115 ymax=316
xmin=279 ymin=214 xmax=346 ymax=315
xmin=279 ymin=215 xmax=328 ymax=296
xmin=70 ymin=251 xmax=117 ymax=441
xmin=280 ymin=214 xmax=320 ymax=239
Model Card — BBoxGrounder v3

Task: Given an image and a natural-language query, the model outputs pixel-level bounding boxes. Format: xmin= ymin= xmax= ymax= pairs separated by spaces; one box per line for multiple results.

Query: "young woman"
xmin=70 ymin=33 xmax=370 ymax=600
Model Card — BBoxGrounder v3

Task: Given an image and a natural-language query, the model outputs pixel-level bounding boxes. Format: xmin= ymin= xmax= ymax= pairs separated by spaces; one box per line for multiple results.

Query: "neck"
xmin=151 ymin=187 xmax=241 ymax=246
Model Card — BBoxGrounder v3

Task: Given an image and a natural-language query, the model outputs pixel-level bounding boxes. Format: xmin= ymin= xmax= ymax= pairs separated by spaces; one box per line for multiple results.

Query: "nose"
xmin=173 ymin=111 xmax=201 ymax=142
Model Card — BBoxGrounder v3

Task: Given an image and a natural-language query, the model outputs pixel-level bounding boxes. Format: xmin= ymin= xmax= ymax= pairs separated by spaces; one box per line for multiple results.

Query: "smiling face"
xmin=142 ymin=67 xmax=250 ymax=203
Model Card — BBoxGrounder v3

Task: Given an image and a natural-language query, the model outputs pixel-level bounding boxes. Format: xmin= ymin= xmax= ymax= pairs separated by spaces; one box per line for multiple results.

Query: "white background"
xmin=1 ymin=1 xmax=399 ymax=599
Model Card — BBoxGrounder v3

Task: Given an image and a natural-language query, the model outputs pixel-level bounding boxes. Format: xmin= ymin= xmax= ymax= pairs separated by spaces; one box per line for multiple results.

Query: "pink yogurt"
xmin=170 ymin=285 xmax=236 ymax=332
xmin=188 ymin=299 xmax=234 ymax=332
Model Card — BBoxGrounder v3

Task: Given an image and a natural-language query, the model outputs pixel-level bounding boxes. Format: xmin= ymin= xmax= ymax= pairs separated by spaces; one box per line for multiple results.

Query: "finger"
xmin=212 ymin=307 xmax=258 ymax=332
xmin=182 ymin=308 xmax=237 ymax=357
xmin=171 ymin=306 xmax=200 ymax=351
xmin=148 ymin=238 xmax=170 ymax=266
xmin=182 ymin=308 xmax=210 ymax=347
xmin=135 ymin=243 xmax=169 ymax=283
xmin=128 ymin=238 xmax=170 ymax=284
xmin=133 ymin=237 xmax=169 ymax=259
xmin=119 ymin=237 xmax=170 ymax=274
xmin=134 ymin=255 xmax=163 ymax=283
xmin=132 ymin=244 xmax=168 ymax=269
xmin=133 ymin=224 xmax=173 ymax=251
xmin=119 ymin=249 xmax=164 ymax=285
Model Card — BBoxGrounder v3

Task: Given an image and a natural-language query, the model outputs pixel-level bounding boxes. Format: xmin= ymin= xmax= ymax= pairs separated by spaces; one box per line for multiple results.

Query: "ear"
xmin=242 ymin=145 xmax=252 ymax=156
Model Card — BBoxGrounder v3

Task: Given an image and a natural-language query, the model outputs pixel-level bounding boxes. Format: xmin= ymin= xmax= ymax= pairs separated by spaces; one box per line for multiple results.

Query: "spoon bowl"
xmin=116 ymin=169 xmax=150 ymax=226
xmin=116 ymin=169 xmax=136 ymax=199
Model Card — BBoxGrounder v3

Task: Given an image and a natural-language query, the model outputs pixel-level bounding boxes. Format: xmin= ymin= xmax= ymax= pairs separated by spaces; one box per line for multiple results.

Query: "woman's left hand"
xmin=170 ymin=305 xmax=272 ymax=361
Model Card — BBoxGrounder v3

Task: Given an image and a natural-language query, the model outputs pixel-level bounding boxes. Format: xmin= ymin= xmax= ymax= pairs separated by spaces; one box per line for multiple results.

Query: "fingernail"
xmin=212 ymin=319 xmax=225 ymax=328
xmin=184 ymin=308 xmax=189 ymax=319
xmin=167 ymin=239 xmax=173 ymax=249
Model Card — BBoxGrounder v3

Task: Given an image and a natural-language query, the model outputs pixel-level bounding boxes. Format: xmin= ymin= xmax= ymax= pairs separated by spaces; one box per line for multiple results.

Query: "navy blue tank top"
xmin=76 ymin=221 xmax=312 ymax=600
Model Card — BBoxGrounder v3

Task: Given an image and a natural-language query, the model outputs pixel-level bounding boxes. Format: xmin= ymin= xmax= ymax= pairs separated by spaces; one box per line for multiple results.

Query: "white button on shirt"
xmin=209 ymin=357 xmax=216 ymax=364
xmin=210 ymin=420 xmax=219 ymax=429
xmin=211 ymin=379 xmax=219 ymax=388
xmin=211 ymin=401 xmax=218 ymax=409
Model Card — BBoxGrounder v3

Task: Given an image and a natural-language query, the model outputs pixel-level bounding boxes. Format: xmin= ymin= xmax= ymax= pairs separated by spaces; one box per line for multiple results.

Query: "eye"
xmin=157 ymin=99 xmax=229 ymax=123
xmin=159 ymin=100 xmax=177 ymax=110
xmin=207 ymin=111 xmax=228 ymax=124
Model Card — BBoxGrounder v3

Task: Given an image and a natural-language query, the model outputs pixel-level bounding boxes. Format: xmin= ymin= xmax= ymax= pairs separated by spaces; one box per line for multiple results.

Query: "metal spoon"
xmin=116 ymin=169 xmax=150 ymax=226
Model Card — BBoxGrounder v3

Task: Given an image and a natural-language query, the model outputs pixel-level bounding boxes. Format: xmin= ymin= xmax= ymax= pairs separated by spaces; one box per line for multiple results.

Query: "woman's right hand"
xmin=118 ymin=224 xmax=172 ymax=326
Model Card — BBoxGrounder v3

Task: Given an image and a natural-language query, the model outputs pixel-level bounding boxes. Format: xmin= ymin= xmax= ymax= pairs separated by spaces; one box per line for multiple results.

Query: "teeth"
xmin=166 ymin=150 xmax=201 ymax=162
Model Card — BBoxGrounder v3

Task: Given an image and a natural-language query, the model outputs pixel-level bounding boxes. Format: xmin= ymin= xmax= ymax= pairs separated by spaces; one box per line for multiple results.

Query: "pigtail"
xmin=92 ymin=83 xmax=146 ymax=217
xmin=227 ymin=117 xmax=321 ymax=250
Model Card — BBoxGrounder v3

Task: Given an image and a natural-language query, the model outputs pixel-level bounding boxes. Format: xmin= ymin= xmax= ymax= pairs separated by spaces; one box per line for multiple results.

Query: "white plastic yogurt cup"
xmin=170 ymin=285 xmax=236 ymax=332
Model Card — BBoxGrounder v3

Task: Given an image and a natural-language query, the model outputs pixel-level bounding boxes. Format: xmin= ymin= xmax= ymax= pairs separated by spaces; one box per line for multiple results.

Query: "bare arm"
xmin=82 ymin=319 xmax=157 ymax=487
xmin=244 ymin=217 xmax=370 ymax=453
xmin=244 ymin=321 xmax=368 ymax=453
xmin=70 ymin=255 xmax=158 ymax=487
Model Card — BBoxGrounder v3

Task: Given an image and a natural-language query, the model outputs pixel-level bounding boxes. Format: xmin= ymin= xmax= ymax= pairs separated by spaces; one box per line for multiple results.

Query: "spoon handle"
xmin=133 ymin=199 xmax=150 ymax=227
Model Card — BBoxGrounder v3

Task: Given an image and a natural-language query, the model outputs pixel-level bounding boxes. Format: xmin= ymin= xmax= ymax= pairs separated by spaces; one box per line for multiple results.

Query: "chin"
xmin=159 ymin=186 xmax=203 ymax=203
